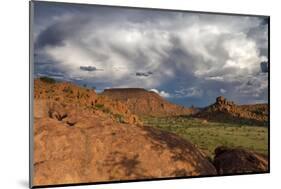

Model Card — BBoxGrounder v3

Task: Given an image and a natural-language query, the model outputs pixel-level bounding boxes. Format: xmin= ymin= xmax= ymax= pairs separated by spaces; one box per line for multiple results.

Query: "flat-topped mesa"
xmin=102 ymin=88 xmax=194 ymax=117
xmin=103 ymin=88 xmax=151 ymax=97
xmin=102 ymin=88 xmax=160 ymax=102
xmin=104 ymin=88 xmax=148 ymax=92
xmin=102 ymin=88 xmax=164 ymax=96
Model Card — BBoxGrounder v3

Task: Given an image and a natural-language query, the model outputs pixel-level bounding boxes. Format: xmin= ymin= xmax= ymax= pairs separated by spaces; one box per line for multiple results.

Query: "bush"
xmin=102 ymin=108 xmax=111 ymax=114
xmin=95 ymin=104 xmax=104 ymax=109
xmin=115 ymin=114 xmax=125 ymax=123
xmin=63 ymin=87 xmax=73 ymax=94
xmin=39 ymin=76 xmax=56 ymax=84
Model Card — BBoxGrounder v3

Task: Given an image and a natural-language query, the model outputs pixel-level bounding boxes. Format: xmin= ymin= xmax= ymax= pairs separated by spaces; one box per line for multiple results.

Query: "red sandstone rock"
xmin=33 ymin=79 xmax=217 ymax=186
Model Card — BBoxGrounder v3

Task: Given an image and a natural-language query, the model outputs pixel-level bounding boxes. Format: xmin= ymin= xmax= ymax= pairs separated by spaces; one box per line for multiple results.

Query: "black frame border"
xmin=29 ymin=1 xmax=270 ymax=188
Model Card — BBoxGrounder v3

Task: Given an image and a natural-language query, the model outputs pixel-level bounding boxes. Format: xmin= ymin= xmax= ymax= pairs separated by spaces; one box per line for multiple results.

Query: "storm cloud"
xmin=80 ymin=66 xmax=103 ymax=72
xmin=136 ymin=71 xmax=153 ymax=77
xmin=33 ymin=2 xmax=269 ymax=107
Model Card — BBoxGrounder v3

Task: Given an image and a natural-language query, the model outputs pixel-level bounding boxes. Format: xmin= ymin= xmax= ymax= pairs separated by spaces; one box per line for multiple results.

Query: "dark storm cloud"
xmin=80 ymin=66 xmax=103 ymax=72
xmin=136 ymin=71 xmax=153 ymax=77
xmin=33 ymin=1 xmax=268 ymax=106
xmin=35 ymin=23 xmax=66 ymax=48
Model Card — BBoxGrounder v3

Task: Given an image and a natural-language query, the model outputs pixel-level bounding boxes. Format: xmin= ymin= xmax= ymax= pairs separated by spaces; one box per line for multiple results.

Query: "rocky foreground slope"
xmin=33 ymin=79 xmax=216 ymax=186
xmin=33 ymin=78 xmax=268 ymax=186
xmin=195 ymin=96 xmax=268 ymax=126
xmin=101 ymin=88 xmax=194 ymax=117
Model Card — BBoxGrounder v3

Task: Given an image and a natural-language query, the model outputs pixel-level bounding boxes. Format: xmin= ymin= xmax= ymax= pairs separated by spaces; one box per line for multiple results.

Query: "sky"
xmin=33 ymin=1 xmax=269 ymax=107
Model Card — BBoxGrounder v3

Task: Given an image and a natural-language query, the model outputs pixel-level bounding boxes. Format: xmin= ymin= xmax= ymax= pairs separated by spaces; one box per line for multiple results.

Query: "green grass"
xmin=142 ymin=116 xmax=268 ymax=158
xmin=114 ymin=113 xmax=125 ymax=123
xmin=39 ymin=76 xmax=56 ymax=84
xmin=94 ymin=103 xmax=111 ymax=114
xmin=95 ymin=104 xmax=104 ymax=109
xmin=93 ymin=104 xmax=125 ymax=123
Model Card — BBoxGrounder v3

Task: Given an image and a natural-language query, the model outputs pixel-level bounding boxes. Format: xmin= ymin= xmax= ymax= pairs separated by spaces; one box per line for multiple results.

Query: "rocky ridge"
xmin=195 ymin=96 xmax=268 ymax=126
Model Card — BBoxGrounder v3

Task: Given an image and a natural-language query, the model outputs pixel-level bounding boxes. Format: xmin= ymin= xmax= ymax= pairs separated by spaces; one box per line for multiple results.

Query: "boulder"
xmin=213 ymin=146 xmax=268 ymax=174
xmin=33 ymin=112 xmax=217 ymax=186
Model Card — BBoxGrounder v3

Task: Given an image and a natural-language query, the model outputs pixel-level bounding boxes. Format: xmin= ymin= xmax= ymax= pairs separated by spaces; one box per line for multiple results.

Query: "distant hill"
xmin=101 ymin=88 xmax=194 ymax=117
xmin=195 ymin=96 xmax=268 ymax=126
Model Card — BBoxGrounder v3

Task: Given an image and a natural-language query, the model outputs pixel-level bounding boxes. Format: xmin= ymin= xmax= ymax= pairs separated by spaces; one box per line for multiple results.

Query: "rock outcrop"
xmin=195 ymin=96 xmax=268 ymax=126
xmin=213 ymin=146 xmax=268 ymax=174
xmin=34 ymin=79 xmax=141 ymax=125
xmin=101 ymin=88 xmax=194 ymax=117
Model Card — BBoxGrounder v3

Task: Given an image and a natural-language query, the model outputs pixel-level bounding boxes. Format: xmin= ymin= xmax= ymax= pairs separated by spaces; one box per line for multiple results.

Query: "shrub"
xmin=95 ymin=104 xmax=104 ymax=109
xmin=63 ymin=87 xmax=73 ymax=94
xmin=115 ymin=114 xmax=125 ymax=123
xmin=102 ymin=108 xmax=111 ymax=114
xmin=39 ymin=76 xmax=56 ymax=84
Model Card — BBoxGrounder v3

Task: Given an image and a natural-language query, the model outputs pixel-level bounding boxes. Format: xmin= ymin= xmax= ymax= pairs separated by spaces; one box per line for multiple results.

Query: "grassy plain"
xmin=142 ymin=116 xmax=268 ymax=158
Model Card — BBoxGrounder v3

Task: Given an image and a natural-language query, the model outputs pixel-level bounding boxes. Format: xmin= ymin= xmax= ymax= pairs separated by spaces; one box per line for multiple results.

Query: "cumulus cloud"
xmin=175 ymin=87 xmax=203 ymax=98
xmin=149 ymin=89 xmax=171 ymax=98
xmin=220 ymin=88 xmax=227 ymax=94
xmin=33 ymin=2 xmax=268 ymax=106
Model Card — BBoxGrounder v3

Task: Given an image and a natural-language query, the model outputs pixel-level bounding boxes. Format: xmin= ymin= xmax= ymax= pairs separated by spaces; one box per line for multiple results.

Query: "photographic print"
xmin=30 ymin=1 xmax=269 ymax=187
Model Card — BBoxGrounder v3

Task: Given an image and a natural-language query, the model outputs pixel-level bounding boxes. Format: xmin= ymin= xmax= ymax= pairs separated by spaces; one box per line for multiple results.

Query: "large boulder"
xmin=213 ymin=146 xmax=268 ymax=174
xmin=33 ymin=114 xmax=217 ymax=186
